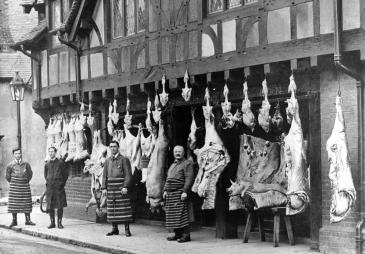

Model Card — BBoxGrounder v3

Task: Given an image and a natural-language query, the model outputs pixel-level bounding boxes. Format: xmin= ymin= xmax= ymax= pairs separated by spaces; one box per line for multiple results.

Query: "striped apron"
xmin=106 ymin=177 xmax=133 ymax=223
xmin=8 ymin=177 xmax=32 ymax=213
xmin=165 ymin=178 xmax=189 ymax=230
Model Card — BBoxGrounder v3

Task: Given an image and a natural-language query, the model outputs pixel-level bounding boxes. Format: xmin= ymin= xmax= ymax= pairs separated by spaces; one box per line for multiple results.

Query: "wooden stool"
xmin=242 ymin=207 xmax=295 ymax=247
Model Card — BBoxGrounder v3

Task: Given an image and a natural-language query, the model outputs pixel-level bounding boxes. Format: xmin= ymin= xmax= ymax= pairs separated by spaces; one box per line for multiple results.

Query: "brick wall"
xmin=319 ymin=68 xmax=360 ymax=254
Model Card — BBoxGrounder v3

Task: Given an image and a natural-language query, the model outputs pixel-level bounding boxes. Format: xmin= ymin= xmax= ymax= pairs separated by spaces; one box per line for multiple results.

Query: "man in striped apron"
xmin=5 ymin=148 xmax=35 ymax=227
xmin=101 ymin=140 xmax=133 ymax=237
xmin=163 ymin=146 xmax=194 ymax=243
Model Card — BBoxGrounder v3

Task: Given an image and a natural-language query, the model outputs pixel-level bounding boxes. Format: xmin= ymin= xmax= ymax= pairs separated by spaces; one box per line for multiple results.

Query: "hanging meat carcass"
xmin=65 ymin=116 xmax=77 ymax=162
xmin=118 ymin=98 xmax=142 ymax=174
xmin=111 ymin=99 xmax=119 ymax=125
xmin=227 ymin=134 xmax=287 ymax=210
xmin=84 ymin=130 xmax=108 ymax=211
xmin=258 ymin=79 xmax=272 ymax=133
xmin=87 ymin=103 xmax=95 ymax=129
xmin=284 ymin=74 xmax=310 ymax=215
xmin=272 ymin=102 xmax=283 ymax=131
xmin=53 ymin=115 xmax=63 ymax=153
xmin=187 ymin=108 xmax=198 ymax=162
xmin=221 ymin=84 xmax=235 ymax=129
xmin=182 ymin=70 xmax=192 ymax=102
xmin=141 ymin=98 xmax=156 ymax=183
xmin=73 ymin=104 xmax=90 ymax=162
xmin=59 ymin=115 xmax=69 ymax=160
xmin=152 ymin=93 xmax=161 ymax=123
xmin=326 ymin=94 xmax=356 ymax=223
xmin=45 ymin=117 xmax=56 ymax=161
xmin=146 ymin=117 xmax=169 ymax=211
xmin=241 ymin=81 xmax=256 ymax=132
xmin=159 ymin=74 xmax=169 ymax=107
xmin=107 ymin=102 xmax=114 ymax=136
xmin=192 ymin=88 xmax=230 ymax=210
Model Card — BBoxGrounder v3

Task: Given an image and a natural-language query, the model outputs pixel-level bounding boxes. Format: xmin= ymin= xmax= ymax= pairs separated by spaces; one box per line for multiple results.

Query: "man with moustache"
xmin=163 ymin=145 xmax=194 ymax=243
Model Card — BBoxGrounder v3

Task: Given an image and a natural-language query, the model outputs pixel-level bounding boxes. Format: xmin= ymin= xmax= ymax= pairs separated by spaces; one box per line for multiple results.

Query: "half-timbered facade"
xmin=14 ymin=0 xmax=365 ymax=253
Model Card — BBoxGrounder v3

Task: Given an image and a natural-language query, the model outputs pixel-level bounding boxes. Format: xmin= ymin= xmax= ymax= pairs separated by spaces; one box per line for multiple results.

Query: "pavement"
xmin=0 ymin=205 xmax=318 ymax=254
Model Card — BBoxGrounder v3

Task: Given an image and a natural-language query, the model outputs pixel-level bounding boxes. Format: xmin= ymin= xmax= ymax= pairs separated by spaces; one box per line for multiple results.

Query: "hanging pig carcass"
xmin=145 ymin=114 xmax=169 ymax=212
xmin=284 ymin=75 xmax=310 ymax=215
xmin=326 ymin=94 xmax=356 ymax=223
xmin=192 ymin=88 xmax=230 ymax=210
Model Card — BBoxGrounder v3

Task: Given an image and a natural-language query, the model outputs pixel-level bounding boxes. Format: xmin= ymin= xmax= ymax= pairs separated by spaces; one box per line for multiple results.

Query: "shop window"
xmin=207 ymin=0 xmax=257 ymax=14
xmin=112 ymin=0 xmax=146 ymax=39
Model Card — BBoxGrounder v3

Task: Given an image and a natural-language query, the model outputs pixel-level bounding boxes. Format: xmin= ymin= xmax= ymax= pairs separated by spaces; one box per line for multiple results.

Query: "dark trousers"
xmin=174 ymin=226 xmax=190 ymax=237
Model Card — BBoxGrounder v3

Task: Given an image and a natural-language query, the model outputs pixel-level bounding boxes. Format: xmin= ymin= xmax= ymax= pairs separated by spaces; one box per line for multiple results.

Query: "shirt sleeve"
xmin=101 ymin=159 xmax=108 ymax=189
xmin=26 ymin=163 xmax=33 ymax=182
xmin=5 ymin=164 xmax=12 ymax=182
xmin=183 ymin=161 xmax=195 ymax=193
xmin=123 ymin=157 xmax=133 ymax=189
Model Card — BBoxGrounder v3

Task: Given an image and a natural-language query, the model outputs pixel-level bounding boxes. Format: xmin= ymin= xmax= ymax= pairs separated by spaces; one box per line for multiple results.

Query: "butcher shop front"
xmin=14 ymin=0 xmax=365 ymax=253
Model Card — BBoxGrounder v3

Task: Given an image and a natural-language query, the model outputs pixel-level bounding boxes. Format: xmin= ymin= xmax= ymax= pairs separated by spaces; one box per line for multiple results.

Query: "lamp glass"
xmin=9 ymin=72 xmax=25 ymax=101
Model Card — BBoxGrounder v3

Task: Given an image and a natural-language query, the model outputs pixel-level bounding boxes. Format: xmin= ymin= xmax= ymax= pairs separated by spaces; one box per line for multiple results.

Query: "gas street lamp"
xmin=9 ymin=71 xmax=26 ymax=150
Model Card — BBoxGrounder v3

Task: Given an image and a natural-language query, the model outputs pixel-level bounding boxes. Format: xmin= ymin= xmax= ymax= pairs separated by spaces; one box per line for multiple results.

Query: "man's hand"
xmin=163 ymin=191 xmax=167 ymax=199
xmin=121 ymin=188 xmax=128 ymax=195
xmin=181 ymin=192 xmax=187 ymax=201
xmin=102 ymin=189 xmax=107 ymax=196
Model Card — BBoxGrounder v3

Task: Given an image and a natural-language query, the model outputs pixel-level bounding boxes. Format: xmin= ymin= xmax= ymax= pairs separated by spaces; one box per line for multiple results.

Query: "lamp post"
xmin=9 ymin=72 xmax=26 ymax=150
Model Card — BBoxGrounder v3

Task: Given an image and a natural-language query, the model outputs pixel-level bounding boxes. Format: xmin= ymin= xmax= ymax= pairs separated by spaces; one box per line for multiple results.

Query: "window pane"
xmin=208 ymin=0 xmax=223 ymax=14
xmin=137 ymin=0 xmax=146 ymax=32
xmin=113 ymin=0 xmax=124 ymax=38
xmin=228 ymin=0 xmax=241 ymax=9
xmin=125 ymin=0 xmax=135 ymax=36
xmin=243 ymin=0 xmax=258 ymax=5
xmin=53 ymin=0 xmax=61 ymax=28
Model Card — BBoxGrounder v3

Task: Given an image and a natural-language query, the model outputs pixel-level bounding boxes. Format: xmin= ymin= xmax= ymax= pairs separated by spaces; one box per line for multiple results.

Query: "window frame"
xmin=111 ymin=0 xmax=146 ymax=40
xmin=206 ymin=0 xmax=258 ymax=16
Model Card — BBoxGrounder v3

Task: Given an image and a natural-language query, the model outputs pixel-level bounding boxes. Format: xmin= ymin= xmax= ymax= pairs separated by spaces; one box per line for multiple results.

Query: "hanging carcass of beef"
xmin=192 ymin=88 xmax=230 ymax=210
xmin=284 ymin=74 xmax=309 ymax=215
xmin=326 ymin=93 xmax=356 ymax=223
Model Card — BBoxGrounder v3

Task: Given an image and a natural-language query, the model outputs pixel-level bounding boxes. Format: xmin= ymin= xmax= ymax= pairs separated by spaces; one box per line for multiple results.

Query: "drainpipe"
xmin=12 ymin=45 xmax=42 ymax=104
xmin=333 ymin=0 xmax=365 ymax=253
xmin=57 ymin=33 xmax=82 ymax=103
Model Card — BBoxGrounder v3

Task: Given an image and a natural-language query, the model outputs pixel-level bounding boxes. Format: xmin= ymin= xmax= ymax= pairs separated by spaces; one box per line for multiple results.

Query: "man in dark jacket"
xmin=6 ymin=148 xmax=36 ymax=227
xmin=101 ymin=140 xmax=133 ymax=237
xmin=44 ymin=147 xmax=69 ymax=229
xmin=163 ymin=145 xmax=194 ymax=243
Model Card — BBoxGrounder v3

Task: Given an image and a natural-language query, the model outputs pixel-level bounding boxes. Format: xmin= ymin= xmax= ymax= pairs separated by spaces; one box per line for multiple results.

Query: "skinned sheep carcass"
xmin=258 ymin=79 xmax=271 ymax=133
xmin=241 ymin=81 xmax=256 ymax=132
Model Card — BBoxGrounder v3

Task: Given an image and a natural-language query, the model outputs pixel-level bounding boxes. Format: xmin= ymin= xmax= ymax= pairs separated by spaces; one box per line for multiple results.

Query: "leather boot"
xmin=9 ymin=213 xmax=17 ymax=228
xmin=177 ymin=226 xmax=191 ymax=243
xmin=25 ymin=213 xmax=36 ymax=226
xmin=57 ymin=208 xmax=64 ymax=229
xmin=167 ymin=228 xmax=181 ymax=241
xmin=48 ymin=210 xmax=56 ymax=229
xmin=106 ymin=223 xmax=119 ymax=236
xmin=124 ymin=222 xmax=132 ymax=237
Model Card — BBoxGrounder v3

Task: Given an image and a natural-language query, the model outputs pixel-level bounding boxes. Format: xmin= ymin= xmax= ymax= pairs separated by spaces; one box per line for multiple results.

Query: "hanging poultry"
xmin=326 ymin=93 xmax=356 ymax=223
xmin=258 ymin=79 xmax=272 ymax=133
xmin=146 ymin=116 xmax=169 ymax=212
xmin=159 ymin=74 xmax=169 ymax=107
xmin=221 ymin=84 xmax=235 ymax=129
xmin=284 ymin=74 xmax=310 ymax=215
xmin=241 ymin=81 xmax=256 ymax=132
xmin=192 ymin=88 xmax=230 ymax=210
xmin=272 ymin=102 xmax=283 ymax=131
xmin=107 ymin=102 xmax=114 ymax=136
xmin=181 ymin=70 xmax=192 ymax=102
